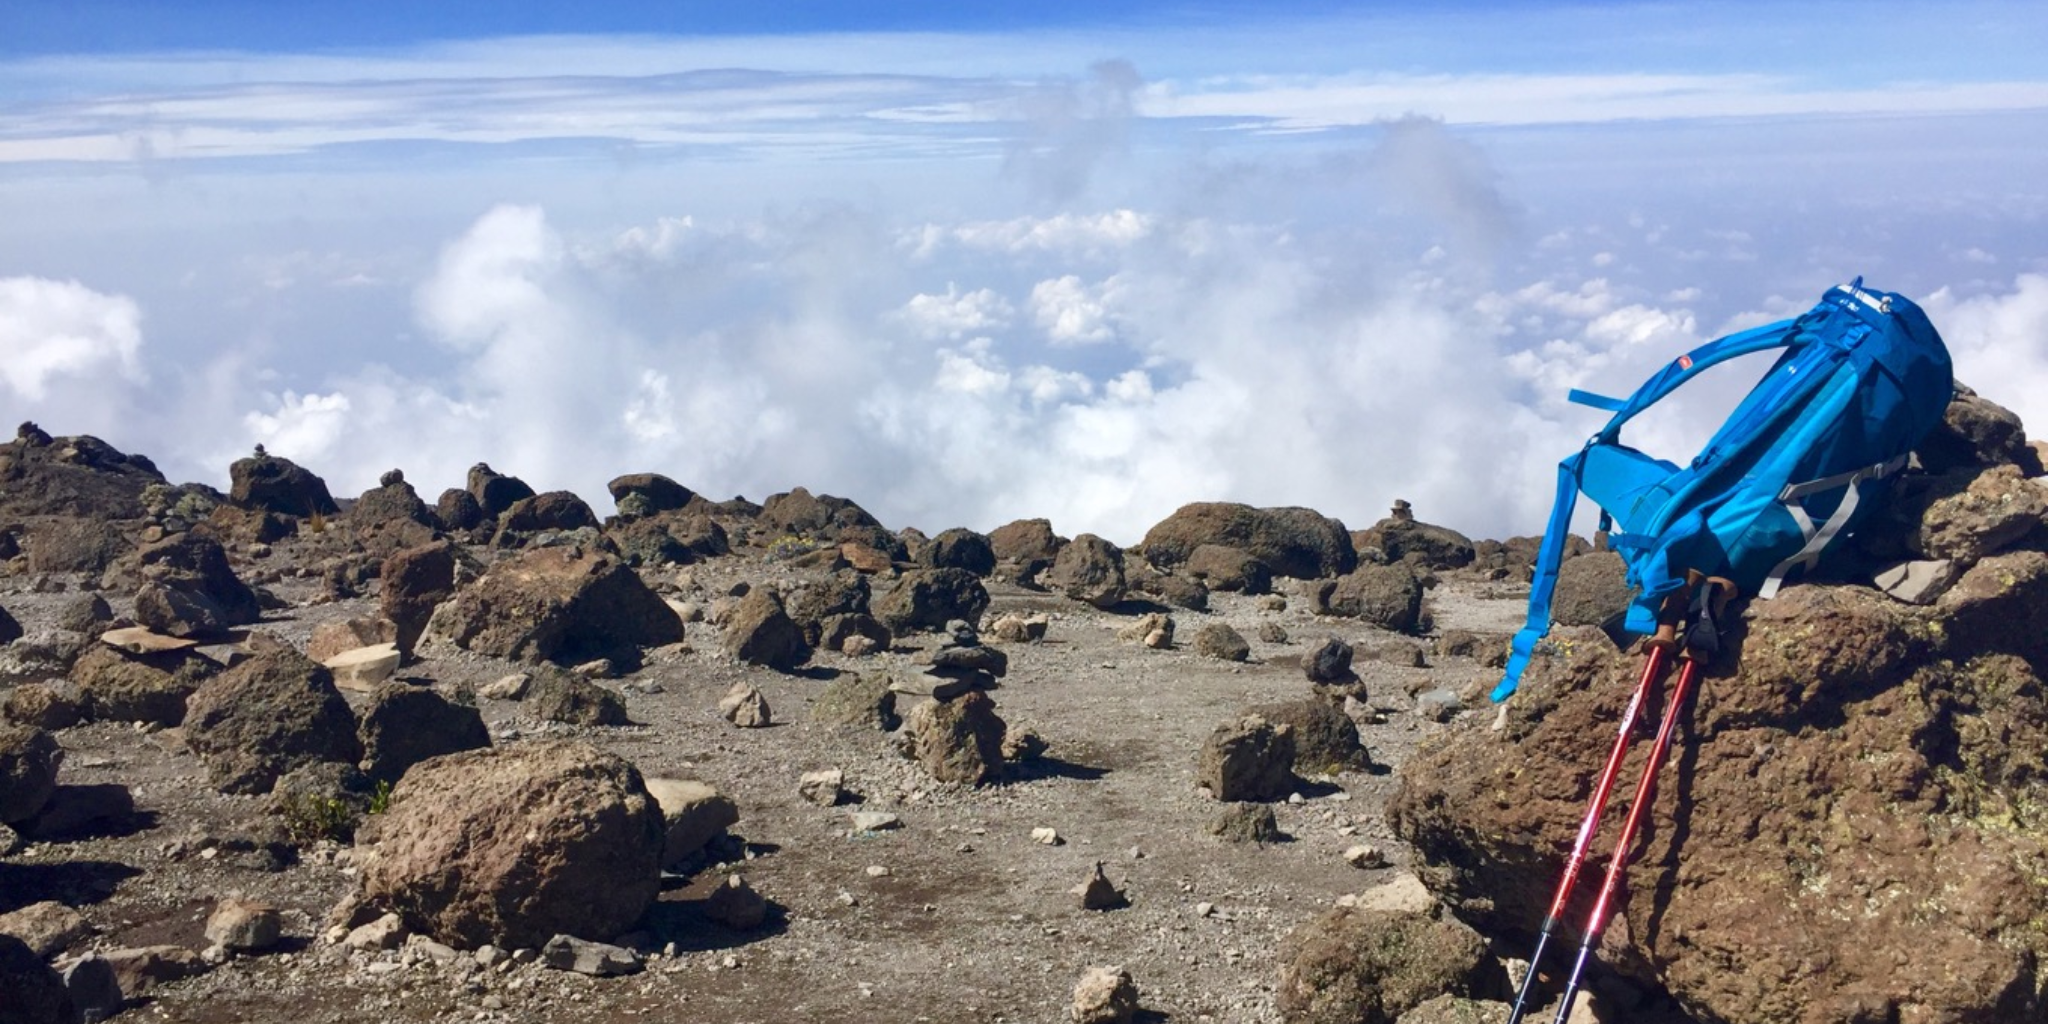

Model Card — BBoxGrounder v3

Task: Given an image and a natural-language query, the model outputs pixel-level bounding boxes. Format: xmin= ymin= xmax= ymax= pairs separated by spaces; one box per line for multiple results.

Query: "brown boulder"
xmin=182 ymin=637 xmax=361 ymax=795
xmin=1903 ymin=464 xmax=2048 ymax=564
xmin=1276 ymin=907 xmax=1489 ymax=1024
xmin=1918 ymin=387 xmax=2042 ymax=475
xmin=422 ymin=547 xmax=683 ymax=665
xmin=359 ymin=740 xmax=665 ymax=950
xmin=988 ymin=518 xmax=1066 ymax=564
xmin=228 ymin=451 xmax=338 ymax=518
xmin=1550 ymin=549 xmax=1631 ymax=627
xmin=758 ymin=487 xmax=889 ymax=546
xmin=349 ymin=475 xmax=437 ymax=528
xmin=812 ymin=672 xmax=899 ymax=730
xmin=435 ymin=488 xmax=486 ymax=532
xmin=0 ymin=429 xmax=164 ymax=519
xmin=526 ymin=666 xmax=631 ymax=727
xmin=70 ymin=643 xmax=218 ymax=727
xmin=874 ymin=568 xmax=990 ymax=634
xmin=380 ymin=540 xmax=457 ymax=654
xmin=25 ymin=519 xmax=131 ymax=575
xmin=1313 ymin=564 xmax=1427 ymax=633
xmin=0 ymin=934 xmax=73 ymax=1024
xmin=905 ymin=692 xmax=1007 ymax=786
xmin=918 ymin=528 xmax=996 ymax=576
xmin=129 ymin=531 xmax=261 ymax=637
xmin=492 ymin=490 xmax=600 ymax=546
xmin=1046 ymin=534 xmax=1128 ymax=609
xmin=1191 ymin=623 xmax=1251 ymax=662
xmin=1350 ymin=500 xmax=1476 ymax=570
xmin=1197 ymin=714 xmax=1295 ymax=802
xmin=607 ymin=473 xmax=694 ymax=517
xmin=1184 ymin=544 xmax=1273 ymax=593
xmin=721 ymin=589 xmax=810 ymax=670
xmin=0 ymin=725 xmax=62 ymax=825
xmin=1391 ymin=576 xmax=2048 ymax=1024
xmin=1251 ymin=699 xmax=1371 ymax=774
xmin=465 ymin=463 xmax=536 ymax=518
xmin=1140 ymin=502 xmax=1356 ymax=580
xmin=356 ymin=683 xmax=491 ymax=785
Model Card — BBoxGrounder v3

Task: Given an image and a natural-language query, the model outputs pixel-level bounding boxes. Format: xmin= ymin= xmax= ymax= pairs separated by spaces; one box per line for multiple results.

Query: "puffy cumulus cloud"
xmin=1925 ymin=274 xmax=2048 ymax=434
xmin=897 ymin=285 xmax=1014 ymax=340
xmin=1030 ymin=274 xmax=1119 ymax=344
xmin=912 ymin=209 xmax=1152 ymax=258
xmin=0 ymin=276 xmax=144 ymax=402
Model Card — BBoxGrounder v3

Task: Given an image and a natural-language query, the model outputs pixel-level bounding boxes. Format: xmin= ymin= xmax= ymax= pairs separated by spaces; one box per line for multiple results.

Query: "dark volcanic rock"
xmin=350 ymin=476 xmax=437 ymax=528
xmin=1045 ymin=534 xmax=1128 ymax=609
xmin=357 ymin=682 xmax=490 ymax=785
xmin=918 ymin=528 xmax=996 ymax=577
xmin=182 ymin=637 xmax=361 ymax=795
xmin=987 ymin=518 xmax=1066 ymax=564
xmin=0 ymin=725 xmax=63 ymax=825
xmin=493 ymin=491 xmax=600 ymax=546
xmin=0 ymin=933 xmax=74 ymax=1024
xmin=1249 ymin=699 xmax=1371 ymax=773
xmin=607 ymin=473 xmax=694 ymax=517
xmin=1391 ymin=572 xmax=2048 ymax=1024
xmin=1312 ymin=564 xmax=1426 ymax=633
xmin=526 ymin=666 xmax=631 ymax=727
xmin=0 ymin=604 xmax=19 ymax=647
xmin=1550 ymin=549 xmax=1631 ymax=628
xmin=1351 ymin=501 xmax=1476 ymax=570
xmin=25 ymin=520 xmax=132 ymax=575
xmin=423 ymin=547 xmax=683 ymax=665
xmin=1276 ymin=907 xmax=1489 ymax=1024
xmin=1141 ymin=502 xmax=1356 ymax=580
xmin=812 ymin=672 xmax=900 ymax=730
xmin=721 ymin=589 xmax=811 ymax=671
xmin=1918 ymin=386 xmax=2040 ymax=475
xmin=0 ymin=428 xmax=165 ymax=519
xmin=1184 ymin=544 xmax=1273 ymax=594
xmin=70 ymin=643 xmax=218 ymax=727
xmin=1197 ymin=714 xmax=1295 ymax=802
xmin=380 ymin=540 xmax=457 ymax=655
xmin=465 ymin=463 xmax=537 ymax=519
xmin=435 ymin=488 xmax=487 ymax=532
xmin=229 ymin=452 xmax=339 ymax=518
xmin=905 ymin=692 xmax=1007 ymax=786
xmin=129 ymin=532 xmax=262 ymax=637
xmin=758 ymin=487 xmax=888 ymax=545
xmin=360 ymin=740 xmax=664 ymax=951
xmin=874 ymin=568 xmax=990 ymax=635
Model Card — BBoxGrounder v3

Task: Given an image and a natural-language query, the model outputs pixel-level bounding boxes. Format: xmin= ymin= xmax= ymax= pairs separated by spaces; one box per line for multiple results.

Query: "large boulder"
xmin=0 ymin=605 xmax=19 ymax=647
xmin=874 ymin=568 xmax=990 ymax=635
xmin=69 ymin=643 xmax=218 ymax=727
xmin=359 ymin=740 xmax=665 ymax=950
xmin=1251 ymin=699 xmax=1371 ymax=774
xmin=466 ymin=463 xmax=537 ymax=519
xmin=380 ymin=540 xmax=457 ymax=655
xmin=228 ymin=451 xmax=338 ymax=518
xmin=128 ymin=532 xmax=262 ymax=637
xmin=356 ymin=683 xmax=490 ymax=785
xmin=1918 ymin=386 xmax=2042 ymax=475
xmin=758 ymin=487 xmax=890 ymax=547
xmin=349 ymin=472 xmax=437 ymax=528
xmin=1197 ymin=714 xmax=1295 ymax=802
xmin=182 ymin=637 xmax=361 ymax=795
xmin=0 ymin=725 xmax=62 ymax=825
xmin=1046 ymin=534 xmax=1128 ymax=609
xmin=1140 ymin=502 xmax=1357 ymax=580
xmin=784 ymin=571 xmax=871 ymax=645
xmin=721 ymin=589 xmax=810 ymax=671
xmin=918 ymin=528 xmax=996 ymax=577
xmin=1391 ymin=567 xmax=2048 ymax=1024
xmin=607 ymin=473 xmax=694 ymax=517
xmin=492 ymin=491 xmax=600 ymax=546
xmin=25 ymin=520 xmax=131 ymax=575
xmin=435 ymin=488 xmax=487 ymax=532
xmin=526 ymin=666 xmax=631 ymax=727
xmin=1352 ymin=501 xmax=1477 ymax=570
xmin=0 ymin=933 xmax=74 ymax=1024
xmin=1550 ymin=549 xmax=1631 ymax=628
xmin=422 ymin=547 xmax=683 ymax=665
xmin=1276 ymin=907 xmax=1490 ymax=1024
xmin=988 ymin=518 xmax=1066 ymax=564
xmin=905 ymin=692 xmax=1007 ymax=786
xmin=0 ymin=425 xmax=165 ymax=520
xmin=1313 ymin=564 xmax=1427 ymax=633
xmin=1183 ymin=544 xmax=1273 ymax=594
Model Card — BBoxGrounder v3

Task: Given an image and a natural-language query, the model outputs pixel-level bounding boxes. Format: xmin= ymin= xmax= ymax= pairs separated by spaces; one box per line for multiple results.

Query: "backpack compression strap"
xmin=1758 ymin=454 xmax=1908 ymax=597
xmin=1492 ymin=450 xmax=1591 ymax=703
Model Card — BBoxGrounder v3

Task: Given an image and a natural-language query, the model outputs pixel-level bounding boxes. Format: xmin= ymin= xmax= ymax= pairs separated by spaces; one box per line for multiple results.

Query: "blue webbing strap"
xmin=1567 ymin=389 xmax=1627 ymax=412
xmin=1492 ymin=450 xmax=1589 ymax=702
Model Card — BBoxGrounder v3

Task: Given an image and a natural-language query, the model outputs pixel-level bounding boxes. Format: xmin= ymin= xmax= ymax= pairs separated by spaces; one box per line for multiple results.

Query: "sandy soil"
xmin=1 ymin=548 xmax=1525 ymax=1024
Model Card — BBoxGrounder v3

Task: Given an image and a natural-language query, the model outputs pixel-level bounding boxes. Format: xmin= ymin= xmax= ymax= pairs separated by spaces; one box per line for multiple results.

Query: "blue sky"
xmin=2 ymin=2 xmax=2044 ymax=542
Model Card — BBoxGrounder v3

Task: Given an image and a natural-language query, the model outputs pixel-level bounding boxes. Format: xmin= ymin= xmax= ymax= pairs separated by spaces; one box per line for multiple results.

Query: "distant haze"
xmin=3 ymin=4 xmax=2044 ymax=544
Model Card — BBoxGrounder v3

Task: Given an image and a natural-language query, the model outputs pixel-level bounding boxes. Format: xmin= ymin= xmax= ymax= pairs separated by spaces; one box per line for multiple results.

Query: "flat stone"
xmin=643 ymin=777 xmax=740 ymax=868
xmin=540 ymin=934 xmax=642 ymax=977
xmin=99 ymin=627 xmax=198 ymax=655
xmin=479 ymin=673 xmax=530 ymax=700
xmin=322 ymin=643 xmax=401 ymax=693
xmin=1874 ymin=558 xmax=1960 ymax=605
xmin=343 ymin=913 xmax=408 ymax=952
xmin=850 ymin=811 xmax=901 ymax=834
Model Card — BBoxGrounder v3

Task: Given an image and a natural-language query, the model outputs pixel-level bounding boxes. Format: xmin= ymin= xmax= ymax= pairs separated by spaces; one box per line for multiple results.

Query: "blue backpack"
xmin=1493 ymin=279 xmax=1954 ymax=701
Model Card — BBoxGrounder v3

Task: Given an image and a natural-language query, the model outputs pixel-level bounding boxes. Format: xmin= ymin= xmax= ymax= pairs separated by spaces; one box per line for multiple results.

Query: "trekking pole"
xmin=1503 ymin=596 xmax=1690 ymax=1024
xmin=1548 ymin=574 xmax=1734 ymax=1024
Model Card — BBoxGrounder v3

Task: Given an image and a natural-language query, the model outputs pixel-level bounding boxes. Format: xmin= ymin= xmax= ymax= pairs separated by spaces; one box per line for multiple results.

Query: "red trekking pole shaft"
xmin=1503 ymin=643 xmax=1669 ymax=1024
xmin=1548 ymin=654 xmax=1702 ymax=1024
